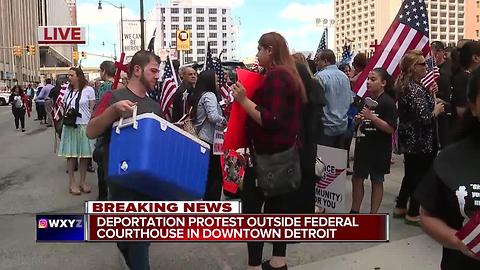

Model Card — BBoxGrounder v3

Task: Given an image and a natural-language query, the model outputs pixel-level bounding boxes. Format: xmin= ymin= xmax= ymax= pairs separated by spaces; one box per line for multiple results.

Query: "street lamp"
xmin=98 ymin=0 xmax=124 ymax=53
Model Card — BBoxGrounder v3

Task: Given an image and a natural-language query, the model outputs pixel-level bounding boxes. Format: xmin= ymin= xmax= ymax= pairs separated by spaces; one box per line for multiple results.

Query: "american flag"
xmin=204 ymin=43 xmax=232 ymax=102
xmin=159 ymin=56 xmax=178 ymax=121
xmin=420 ymin=55 xmax=440 ymax=88
xmin=353 ymin=0 xmax=432 ymax=97
xmin=315 ymin=28 xmax=328 ymax=58
xmin=339 ymin=44 xmax=353 ymax=65
xmin=456 ymin=210 xmax=480 ymax=257
xmin=53 ymin=83 xmax=69 ymax=121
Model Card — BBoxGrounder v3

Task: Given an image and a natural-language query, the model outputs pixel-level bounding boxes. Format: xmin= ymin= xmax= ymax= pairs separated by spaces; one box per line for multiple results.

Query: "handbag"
xmin=63 ymin=89 xmax=82 ymax=128
xmin=174 ymin=108 xmax=197 ymax=137
xmin=253 ymin=143 xmax=302 ymax=197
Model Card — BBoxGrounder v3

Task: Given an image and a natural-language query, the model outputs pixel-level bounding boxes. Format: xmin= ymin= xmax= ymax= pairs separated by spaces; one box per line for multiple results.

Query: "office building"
xmin=334 ymin=0 xmax=472 ymax=57
xmin=149 ymin=0 xmax=238 ymax=64
xmin=0 ymin=0 xmax=41 ymax=88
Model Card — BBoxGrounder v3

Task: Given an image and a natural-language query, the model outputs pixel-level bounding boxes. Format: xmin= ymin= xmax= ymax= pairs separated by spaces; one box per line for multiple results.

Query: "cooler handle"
xmin=115 ymin=105 xmax=138 ymax=134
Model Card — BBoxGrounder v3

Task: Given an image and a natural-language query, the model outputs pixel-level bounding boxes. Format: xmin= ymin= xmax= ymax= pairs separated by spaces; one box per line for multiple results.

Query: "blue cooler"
xmin=108 ymin=111 xmax=210 ymax=200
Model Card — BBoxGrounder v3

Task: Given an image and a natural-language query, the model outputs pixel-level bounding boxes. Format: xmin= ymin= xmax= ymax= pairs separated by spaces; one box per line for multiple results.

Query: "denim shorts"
xmin=353 ymin=171 xmax=385 ymax=182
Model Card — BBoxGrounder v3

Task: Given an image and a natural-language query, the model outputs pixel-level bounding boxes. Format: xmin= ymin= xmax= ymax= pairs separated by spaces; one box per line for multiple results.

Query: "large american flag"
xmin=159 ymin=56 xmax=178 ymax=121
xmin=315 ymin=28 xmax=328 ymax=58
xmin=353 ymin=0 xmax=431 ymax=97
xmin=204 ymin=43 xmax=232 ymax=103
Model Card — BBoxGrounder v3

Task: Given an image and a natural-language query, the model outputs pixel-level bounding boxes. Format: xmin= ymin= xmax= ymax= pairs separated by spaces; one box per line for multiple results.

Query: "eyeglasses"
xmin=416 ymin=62 xmax=427 ymax=67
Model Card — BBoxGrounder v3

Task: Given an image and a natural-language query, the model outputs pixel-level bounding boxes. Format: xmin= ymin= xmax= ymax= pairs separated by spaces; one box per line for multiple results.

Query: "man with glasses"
xmin=431 ymin=41 xmax=453 ymax=148
xmin=171 ymin=66 xmax=197 ymax=122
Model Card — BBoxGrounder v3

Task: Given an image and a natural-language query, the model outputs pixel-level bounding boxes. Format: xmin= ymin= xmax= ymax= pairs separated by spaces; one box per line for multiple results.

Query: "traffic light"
xmin=72 ymin=51 xmax=79 ymax=61
xmin=81 ymin=51 xmax=87 ymax=59
xmin=28 ymin=45 xmax=36 ymax=55
xmin=13 ymin=46 xmax=22 ymax=57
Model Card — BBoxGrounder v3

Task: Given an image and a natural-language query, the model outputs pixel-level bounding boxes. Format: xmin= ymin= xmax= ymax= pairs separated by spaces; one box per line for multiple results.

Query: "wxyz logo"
xmin=38 ymin=218 xmax=83 ymax=229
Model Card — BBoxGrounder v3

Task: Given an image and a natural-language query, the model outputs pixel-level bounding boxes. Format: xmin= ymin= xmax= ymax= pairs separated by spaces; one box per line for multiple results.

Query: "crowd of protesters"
xmin=7 ymin=33 xmax=476 ymax=269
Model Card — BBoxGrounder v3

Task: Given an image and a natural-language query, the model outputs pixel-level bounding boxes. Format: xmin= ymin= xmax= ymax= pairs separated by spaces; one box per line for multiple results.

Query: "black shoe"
xmin=22 ymin=129 xmax=26 ymax=132
xmin=262 ymin=260 xmax=287 ymax=270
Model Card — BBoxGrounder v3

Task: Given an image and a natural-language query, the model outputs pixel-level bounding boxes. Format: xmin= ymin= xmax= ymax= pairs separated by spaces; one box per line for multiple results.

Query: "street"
xmin=0 ymin=105 xmax=442 ymax=270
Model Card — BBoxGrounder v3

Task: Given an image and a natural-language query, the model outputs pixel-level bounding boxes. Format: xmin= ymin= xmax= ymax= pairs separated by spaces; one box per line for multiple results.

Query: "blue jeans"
xmin=109 ymin=183 xmax=151 ymax=270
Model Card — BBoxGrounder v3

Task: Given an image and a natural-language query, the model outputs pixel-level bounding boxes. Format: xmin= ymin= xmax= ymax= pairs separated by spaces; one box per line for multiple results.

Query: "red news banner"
xmin=85 ymin=202 xmax=388 ymax=242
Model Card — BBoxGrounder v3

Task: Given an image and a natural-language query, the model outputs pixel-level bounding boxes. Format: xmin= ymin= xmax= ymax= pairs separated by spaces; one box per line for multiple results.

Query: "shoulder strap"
xmin=65 ymin=90 xmax=75 ymax=109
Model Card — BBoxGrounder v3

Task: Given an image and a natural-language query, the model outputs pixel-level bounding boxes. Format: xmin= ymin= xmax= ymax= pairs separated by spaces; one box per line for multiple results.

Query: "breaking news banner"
xmin=85 ymin=201 xmax=242 ymax=214
xmin=36 ymin=214 xmax=86 ymax=242
xmin=87 ymin=214 xmax=388 ymax=242
xmin=36 ymin=202 xmax=389 ymax=242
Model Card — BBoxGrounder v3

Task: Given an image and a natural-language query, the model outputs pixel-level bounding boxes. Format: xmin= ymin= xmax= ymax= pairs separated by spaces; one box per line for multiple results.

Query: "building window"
xmin=172 ymin=25 xmax=179 ymax=30
xmin=185 ymin=24 xmax=192 ymax=30
xmin=196 ymin=17 xmax=204 ymax=22
xmin=184 ymin=8 xmax=192 ymax=14
xmin=161 ymin=8 xmax=165 ymax=13
xmin=222 ymin=41 xmax=227 ymax=46
xmin=222 ymin=33 xmax=227 ymax=38
xmin=198 ymin=40 xmax=205 ymax=46
xmin=171 ymin=33 xmax=176 ymax=38
xmin=198 ymin=57 xmax=205 ymax=62
xmin=172 ymin=41 xmax=176 ymax=47
xmin=209 ymin=17 xmax=217 ymax=22
xmin=222 ymin=17 xmax=226 ymax=23
xmin=197 ymin=25 xmax=205 ymax=30
xmin=211 ymin=48 xmax=218 ymax=54
xmin=209 ymin=25 xmax=217 ymax=30
xmin=171 ymin=8 xmax=179 ymax=14
xmin=477 ymin=30 xmax=480 ymax=37
xmin=184 ymin=17 xmax=192 ymax=22
xmin=198 ymin=32 xmax=205 ymax=38
xmin=210 ymin=41 xmax=217 ymax=46
xmin=222 ymin=25 xmax=227 ymax=31
xmin=198 ymin=49 xmax=205 ymax=54
xmin=222 ymin=9 xmax=226 ymax=15
xmin=196 ymin=8 xmax=204 ymax=14
xmin=209 ymin=8 xmax=217 ymax=14
xmin=162 ymin=24 xmax=166 ymax=30
xmin=172 ymin=17 xmax=179 ymax=22
xmin=477 ymin=15 xmax=480 ymax=23
xmin=209 ymin=33 xmax=217 ymax=38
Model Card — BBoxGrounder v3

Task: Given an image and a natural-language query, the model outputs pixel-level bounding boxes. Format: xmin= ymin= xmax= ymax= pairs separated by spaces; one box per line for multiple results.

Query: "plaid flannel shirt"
xmin=246 ymin=67 xmax=302 ymax=154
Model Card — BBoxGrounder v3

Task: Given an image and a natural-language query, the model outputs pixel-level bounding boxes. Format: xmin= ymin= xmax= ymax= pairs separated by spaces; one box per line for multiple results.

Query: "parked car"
xmin=0 ymin=91 xmax=10 ymax=106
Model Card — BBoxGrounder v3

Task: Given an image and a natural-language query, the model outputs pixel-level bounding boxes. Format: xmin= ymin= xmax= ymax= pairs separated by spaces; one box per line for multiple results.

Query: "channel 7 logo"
xmin=37 ymin=218 xmax=83 ymax=229
xmin=38 ymin=219 xmax=48 ymax=229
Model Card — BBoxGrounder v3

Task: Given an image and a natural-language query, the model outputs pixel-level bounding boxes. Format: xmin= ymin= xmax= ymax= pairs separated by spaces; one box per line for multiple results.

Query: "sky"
xmin=76 ymin=0 xmax=334 ymax=67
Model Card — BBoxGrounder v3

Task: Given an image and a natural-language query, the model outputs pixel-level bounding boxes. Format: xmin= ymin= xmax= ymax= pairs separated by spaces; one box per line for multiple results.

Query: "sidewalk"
xmin=292 ymin=234 xmax=442 ymax=270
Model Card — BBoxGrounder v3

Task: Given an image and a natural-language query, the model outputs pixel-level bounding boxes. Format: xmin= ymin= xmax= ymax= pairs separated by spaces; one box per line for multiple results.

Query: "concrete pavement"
xmin=0 ymin=105 xmax=443 ymax=270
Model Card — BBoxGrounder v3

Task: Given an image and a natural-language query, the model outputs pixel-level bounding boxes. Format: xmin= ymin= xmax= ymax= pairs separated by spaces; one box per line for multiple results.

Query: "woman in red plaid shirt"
xmin=232 ymin=32 xmax=306 ymax=270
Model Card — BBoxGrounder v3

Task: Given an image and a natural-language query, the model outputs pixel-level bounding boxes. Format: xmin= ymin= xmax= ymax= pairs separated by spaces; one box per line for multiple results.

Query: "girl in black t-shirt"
xmin=350 ymin=68 xmax=398 ymax=214
xmin=415 ymin=66 xmax=480 ymax=270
